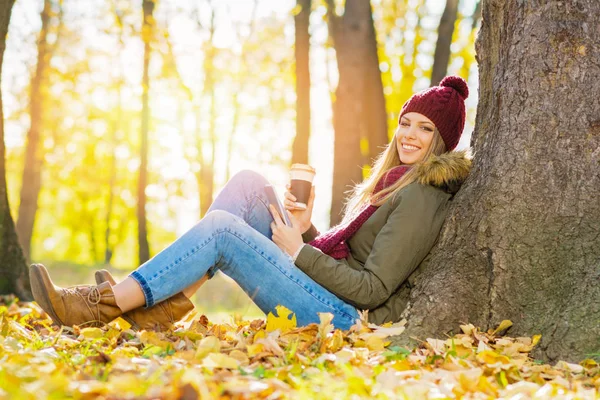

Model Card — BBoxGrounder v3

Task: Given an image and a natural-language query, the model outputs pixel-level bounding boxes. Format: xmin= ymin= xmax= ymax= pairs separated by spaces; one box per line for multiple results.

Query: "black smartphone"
xmin=264 ymin=184 xmax=293 ymax=227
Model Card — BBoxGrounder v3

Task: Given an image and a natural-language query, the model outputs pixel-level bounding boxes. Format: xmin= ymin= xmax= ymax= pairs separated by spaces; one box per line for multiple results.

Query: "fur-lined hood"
xmin=413 ymin=150 xmax=472 ymax=194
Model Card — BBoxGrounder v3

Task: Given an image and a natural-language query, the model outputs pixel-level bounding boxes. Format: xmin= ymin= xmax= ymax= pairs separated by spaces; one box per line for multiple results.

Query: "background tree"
xmin=137 ymin=0 xmax=154 ymax=264
xmin=430 ymin=0 xmax=458 ymax=86
xmin=394 ymin=0 xmax=600 ymax=362
xmin=197 ymin=3 xmax=216 ymax=218
xmin=0 ymin=0 xmax=31 ymax=300
xmin=325 ymin=0 xmax=387 ymax=226
xmin=290 ymin=0 xmax=311 ymax=166
xmin=15 ymin=0 xmax=61 ymax=262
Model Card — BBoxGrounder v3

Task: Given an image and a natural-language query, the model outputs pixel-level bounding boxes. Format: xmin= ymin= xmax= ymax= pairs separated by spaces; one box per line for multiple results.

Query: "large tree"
xmin=0 ymin=0 xmax=31 ymax=300
xmin=15 ymin=0 xmax=55 ymax=262
xmin=394 ymin=0 xmax=600 ymax=362
xmin=325 ymin=0 xmax=388 ymax=226
xmin=290 ymin=0 xmax=311 ymax=166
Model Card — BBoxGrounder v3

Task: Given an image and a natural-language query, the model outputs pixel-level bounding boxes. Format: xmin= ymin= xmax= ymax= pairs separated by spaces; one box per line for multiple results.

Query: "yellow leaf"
xmin=366 ymin=335 xmax=385 ymax=351
xmin=328 ymin=329 xmax=344 ymax=353
xmin=108 ymin=317 xmax=132 ymax=331
xmin=253 ymin=329 xmax=267 ymax=343
xmin=476 ymin=350 xmax=511 ymax=365
xmin=492 ymin=320 xmax=513 ymax=335
xmin=246 ymin=343 xmax=265 ymax=358
xmin=532 ymin=334 xmax=542 ymax=346
xmin=318 ymin=312 xmax=334 ymax=339
xmin=195 ymin=335 xmax=221 ymax=359
xmin=79 ymin=327 xmax=104 ymax=340
xmin=266 ymin=305 xmax=297 ymax=333
xmin=139 ymin=331 xmax=172 ymax=350
xmin=290 ymin=4 xmax=302 ymax=16
xmin=202 ymin=353 xmax=240 ymax=369
xmin=228 ymin=349 xmax=249 ymax=365
xmin=460 ymin=323 xmax=476 ymax=335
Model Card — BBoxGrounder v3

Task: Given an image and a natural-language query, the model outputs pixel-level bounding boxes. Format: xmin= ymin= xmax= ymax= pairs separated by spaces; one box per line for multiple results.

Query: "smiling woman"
xmin=29 ymin=75 xmax=472 ymax=332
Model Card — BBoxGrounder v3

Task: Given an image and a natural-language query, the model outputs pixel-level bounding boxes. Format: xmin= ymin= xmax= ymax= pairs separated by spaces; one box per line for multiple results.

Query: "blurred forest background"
xmin=3 ymin=0 xmax=480 ymax=318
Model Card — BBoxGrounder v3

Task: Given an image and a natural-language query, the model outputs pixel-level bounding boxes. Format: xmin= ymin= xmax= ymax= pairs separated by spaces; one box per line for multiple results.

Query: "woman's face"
xmin=396 ymin=112 xmax=436 ymax=165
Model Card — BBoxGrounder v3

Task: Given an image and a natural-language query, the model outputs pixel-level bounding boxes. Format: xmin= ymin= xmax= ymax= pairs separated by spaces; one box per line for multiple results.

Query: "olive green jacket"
xmin=295 ymin=151 xmax=471 ymax=325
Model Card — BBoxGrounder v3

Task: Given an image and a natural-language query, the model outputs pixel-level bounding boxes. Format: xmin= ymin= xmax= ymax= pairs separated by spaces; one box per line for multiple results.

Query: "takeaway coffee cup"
xmin=289 ymin=164 xmax=316 ymax=210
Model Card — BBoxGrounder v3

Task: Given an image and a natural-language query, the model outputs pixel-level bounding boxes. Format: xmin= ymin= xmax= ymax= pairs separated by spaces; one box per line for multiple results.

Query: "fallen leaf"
xmin=266 ymin=305 xmax=297 ymax=333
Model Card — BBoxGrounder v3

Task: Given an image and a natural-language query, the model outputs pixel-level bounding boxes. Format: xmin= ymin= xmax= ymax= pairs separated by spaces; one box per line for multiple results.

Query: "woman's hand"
xmin=269 ymin=205 xmax=304 ymax=257
xmin=283 ymin=184 xmax=315 ymax=233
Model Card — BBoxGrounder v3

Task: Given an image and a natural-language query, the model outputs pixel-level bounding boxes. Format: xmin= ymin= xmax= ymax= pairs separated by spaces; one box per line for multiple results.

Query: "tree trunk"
xmin=137 ymin=0 xmax=154 ymax=264
xmin=199 ymin=8 xmax=216 ymax=218
xmin=291 ymin=0 xmax=311 ymax=166
xmin=16 ymin=0 xmax=52 ymax=262
xmin=430 ymin=0 xmax=459 ymax=86
xmin=0 ymin=0 xmax=31 ymax=300
xmin=394 ymin=0 xmax=600 ymax=362
xmin=362 ymin=3 xmax=388 ymax=166
xmin=326 ymin=0 xmax=386 ymax=226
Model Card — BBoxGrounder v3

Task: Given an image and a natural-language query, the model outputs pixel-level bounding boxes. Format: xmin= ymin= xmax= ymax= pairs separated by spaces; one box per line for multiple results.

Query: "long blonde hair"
xmin=340 ymin=129 xmax=447 ymax=225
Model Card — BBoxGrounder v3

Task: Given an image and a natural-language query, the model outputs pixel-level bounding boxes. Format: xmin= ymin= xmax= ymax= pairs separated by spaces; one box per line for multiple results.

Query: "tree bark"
xmin=137 ymin=0 xmax=154 ymax=264
xmin=326 ymin=0 xmax=387 ymax=226
xmin=362 ymin=4 xmax=388 ymax=166
xmin=0 ymin=0 xmax=31 ymax=300
xmin=291 ymin=0 xmax=311 ymax=166
xmin=430 ymin=0 xmax=459 ymax=86
xmin=394 ymin=0 xmax=600 ymax=362
xmin=16 ymin=0 xmax=53 ymax=262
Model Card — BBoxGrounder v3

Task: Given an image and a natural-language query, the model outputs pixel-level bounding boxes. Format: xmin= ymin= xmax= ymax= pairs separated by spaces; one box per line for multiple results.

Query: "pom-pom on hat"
xmin=399 ymin=76 xmax=469 ymax=151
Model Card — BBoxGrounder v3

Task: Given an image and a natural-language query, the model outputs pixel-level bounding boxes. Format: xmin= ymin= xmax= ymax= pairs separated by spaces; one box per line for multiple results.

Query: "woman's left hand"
xmin=269 ymin=205 xmax=304 ymax=258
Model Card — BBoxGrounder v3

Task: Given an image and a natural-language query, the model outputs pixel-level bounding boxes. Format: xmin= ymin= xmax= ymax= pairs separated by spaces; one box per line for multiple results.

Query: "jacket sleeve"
xmin=301 ymin=224 xmax=320 ymax=243
xmin=294 ymin=184 xmax=447 ymax=310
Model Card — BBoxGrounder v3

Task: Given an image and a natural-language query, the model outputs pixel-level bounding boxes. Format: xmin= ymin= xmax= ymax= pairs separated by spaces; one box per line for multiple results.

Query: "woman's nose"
xmin=404 ymin=125 xmax=417 ymax=139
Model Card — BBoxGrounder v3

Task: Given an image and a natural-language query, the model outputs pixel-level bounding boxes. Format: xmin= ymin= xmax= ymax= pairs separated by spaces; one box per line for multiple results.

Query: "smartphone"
xmin=264 ymin=184 xmax=293 ymax=227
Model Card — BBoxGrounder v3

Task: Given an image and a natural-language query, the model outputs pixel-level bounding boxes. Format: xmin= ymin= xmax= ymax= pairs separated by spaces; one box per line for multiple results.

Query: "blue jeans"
xmin=130 ymin=170 xmax=359 ymax=330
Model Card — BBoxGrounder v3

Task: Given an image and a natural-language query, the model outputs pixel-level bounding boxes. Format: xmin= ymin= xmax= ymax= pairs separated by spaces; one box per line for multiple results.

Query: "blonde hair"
xmin=340 ymin=129 xmax=447 ymax=225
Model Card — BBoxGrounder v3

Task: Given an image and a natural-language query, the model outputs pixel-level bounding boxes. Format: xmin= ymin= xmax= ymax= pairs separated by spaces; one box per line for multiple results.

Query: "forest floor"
xmin=0 ymin=296 xmax=598 ymax=399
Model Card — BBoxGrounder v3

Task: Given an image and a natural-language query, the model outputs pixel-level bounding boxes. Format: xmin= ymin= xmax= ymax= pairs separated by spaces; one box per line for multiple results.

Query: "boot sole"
xmin=29 ymin=264 xmax=65 ymax=326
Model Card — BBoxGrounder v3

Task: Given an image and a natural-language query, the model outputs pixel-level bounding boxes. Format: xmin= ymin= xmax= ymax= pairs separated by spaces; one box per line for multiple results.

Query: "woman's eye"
xmin=421 ymin=126 xmax=433 ymax=132
xmin=400 ymin=122 xmax=409 ymax=127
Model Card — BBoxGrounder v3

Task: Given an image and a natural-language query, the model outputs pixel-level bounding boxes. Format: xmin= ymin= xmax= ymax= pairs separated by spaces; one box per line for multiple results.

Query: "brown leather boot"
xmin=29 ymin=263 xmax=123 ymax=327
xmin=94 ymin=270 xmax=195 ymax=331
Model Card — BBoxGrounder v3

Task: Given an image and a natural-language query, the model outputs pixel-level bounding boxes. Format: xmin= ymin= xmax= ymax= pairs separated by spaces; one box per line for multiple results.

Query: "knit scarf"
xmin=309 ymin=165 xmax=410 ymax=259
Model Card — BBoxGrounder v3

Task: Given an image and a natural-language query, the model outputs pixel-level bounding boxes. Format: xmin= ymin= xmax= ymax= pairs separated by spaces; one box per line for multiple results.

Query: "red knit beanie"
xmin=399 ymin=76 xmax=469 ymax=151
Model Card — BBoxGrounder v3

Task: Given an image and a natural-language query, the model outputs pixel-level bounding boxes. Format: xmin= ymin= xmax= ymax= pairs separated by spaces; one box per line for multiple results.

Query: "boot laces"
xmin=62 ymin=286 xmax=102 ymax=305
xmin=87 ymin=286 xmax=102 ymax=305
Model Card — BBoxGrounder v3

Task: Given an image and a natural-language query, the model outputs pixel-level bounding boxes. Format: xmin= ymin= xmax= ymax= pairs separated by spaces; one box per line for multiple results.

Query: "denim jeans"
xmin=130 ymin=170 xmax=359 ymax=330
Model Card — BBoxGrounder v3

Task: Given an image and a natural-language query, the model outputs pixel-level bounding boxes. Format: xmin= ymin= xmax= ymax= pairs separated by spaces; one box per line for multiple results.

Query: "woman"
xmin=30 ymin=76 xmax=472 ymax=331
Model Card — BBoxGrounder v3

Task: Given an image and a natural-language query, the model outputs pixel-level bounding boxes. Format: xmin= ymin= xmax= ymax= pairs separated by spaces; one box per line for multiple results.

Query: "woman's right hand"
xmin=283 ymin=184 xmax=315 ymax=233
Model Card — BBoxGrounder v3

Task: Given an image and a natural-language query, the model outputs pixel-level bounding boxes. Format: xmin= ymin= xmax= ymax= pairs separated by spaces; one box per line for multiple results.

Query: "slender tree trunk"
xmin=137 ymin=0 xmax=154 ymax=264
xmin=362 ymin=3 xmax=388 ymax=165
xmin=0 ymin=0 xmax=31 ymax=300
xmin=225 ymin=93 xmax=239 ymax=182
xmin=16 ymin=0 xmax=52 ymax=262
xmin=430 ymin=0 xmax=459 ymax=86
xmin=291 ymin=0 xmax=311 ymax=166
xmin=326 ymin=0 xmax=386 ymax=226
xmin=104 ymin=85 xmax=121 ymax=265
xmin=199 ymin=9 xmax=216 ymax=218
xmin=394 ymin=0 xmax=600 ymax=363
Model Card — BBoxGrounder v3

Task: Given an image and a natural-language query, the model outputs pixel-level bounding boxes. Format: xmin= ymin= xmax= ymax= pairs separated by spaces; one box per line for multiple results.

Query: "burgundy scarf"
xmin=308 ymin=165 xmax=410 ymax=259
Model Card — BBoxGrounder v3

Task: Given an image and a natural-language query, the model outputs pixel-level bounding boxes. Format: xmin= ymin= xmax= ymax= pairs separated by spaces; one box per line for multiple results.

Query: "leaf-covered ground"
xmin=0 ymin=296 xmax=598 ymax=399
